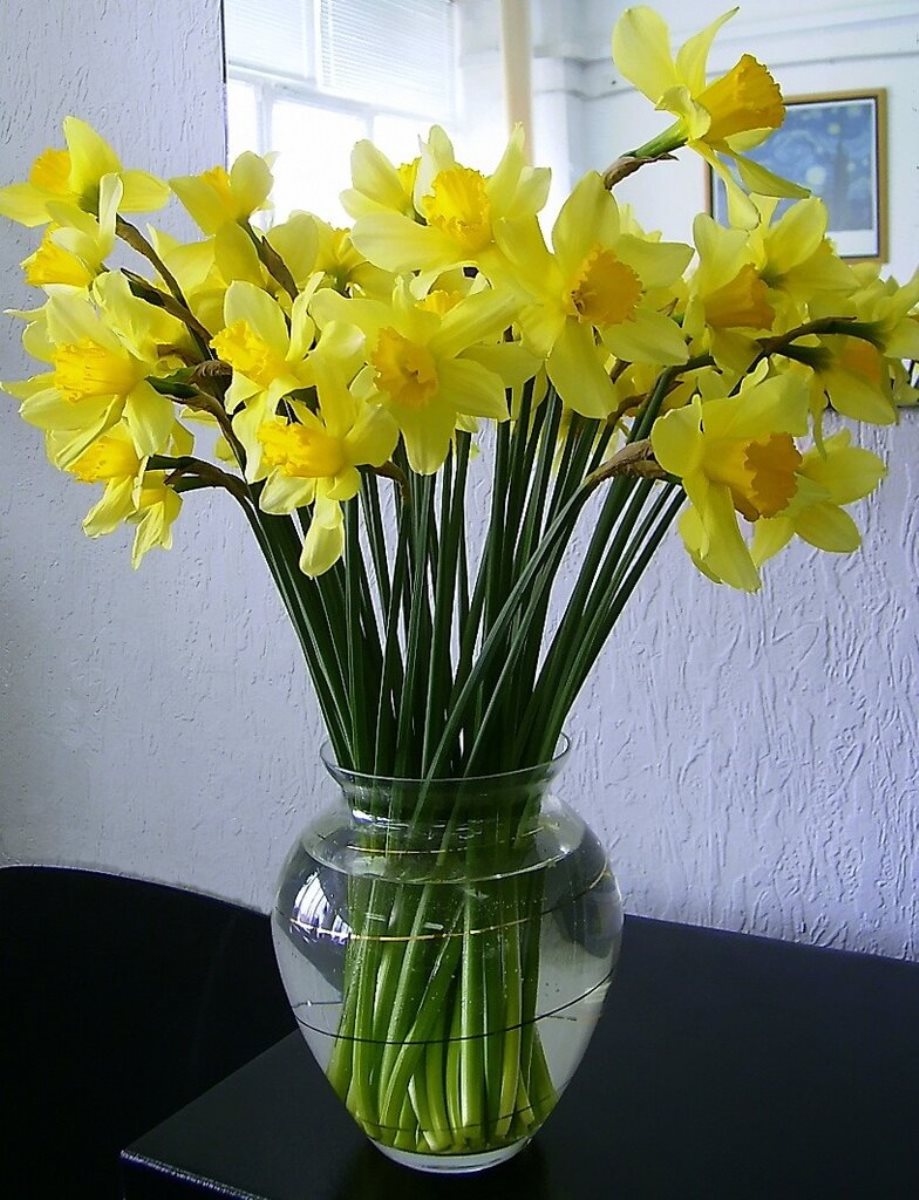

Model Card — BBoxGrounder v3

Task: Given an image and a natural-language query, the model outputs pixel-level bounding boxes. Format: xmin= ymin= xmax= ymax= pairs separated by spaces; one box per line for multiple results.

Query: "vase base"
xmin=373 ymin=1138 xmax=529 ymax=1175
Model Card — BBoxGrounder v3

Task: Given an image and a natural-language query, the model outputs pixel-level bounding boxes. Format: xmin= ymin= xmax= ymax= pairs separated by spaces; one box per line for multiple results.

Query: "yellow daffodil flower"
xmin=746 ymin=196 xmax=856 ymax=312
xmin=350 ymin=125 xmax=550 ymax=277
xmin=311 ymin=279 xmax=526 ymax=473
xmin=651 ymin=371 xmax=810 ymax=590
xmin=306 ymin=216 xmax=394 ymax=299
xmin=3 ymin=273 xmax=187 ymax=465
xmin=799 ymin=270 xmax=919 ymax=427
xmin=612 ymin=7 xmax=807 ymax=226
xmin=0 ymin=117 xmax=168 ymax=227
xmin=21 ymin=174 xmax=122 ymax=292
xmin=494 ymin=171 xmax=691 ymax=416
xmin=170 ymin=151 xmax=274 ymax=235
xmin=751 ymin=430 xmax=886 ymax=564
xmin=683 ymin=213 xmax=775 ymax=373
xmin=252 ymin=361 xmax=398 ymax=575
xmin=48 ymin=419 xmax=190 ymax=567
xmin=214 ymin=281 xmax=364 ymax=477
xmin=806 ymin=337 xmax=897 ymax=427
xmin=342 ymin=141 xmax=420 ymax=220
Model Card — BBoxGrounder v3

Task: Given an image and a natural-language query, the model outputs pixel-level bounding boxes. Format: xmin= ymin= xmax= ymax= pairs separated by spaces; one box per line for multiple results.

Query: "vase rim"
xmin=319 ymin=734 xmax=571 ymax=790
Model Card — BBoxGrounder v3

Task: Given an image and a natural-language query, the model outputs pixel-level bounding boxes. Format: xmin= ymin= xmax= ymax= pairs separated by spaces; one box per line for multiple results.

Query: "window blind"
xmin=223 ymin=0 xmax=311 ymax=80
xmin=224 ymin=0 xmax=455 ymax=119
xmin=317 ymin=0 xmax=454 ymax=117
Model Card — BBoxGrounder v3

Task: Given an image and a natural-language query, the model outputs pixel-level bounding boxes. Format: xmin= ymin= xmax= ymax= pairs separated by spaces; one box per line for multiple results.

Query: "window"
xmin=223 ymin=0 xmax=459 ymax=223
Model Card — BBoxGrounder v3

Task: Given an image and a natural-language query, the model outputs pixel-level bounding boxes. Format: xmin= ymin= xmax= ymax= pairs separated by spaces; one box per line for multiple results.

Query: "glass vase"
xmin=271 ymin=741 xmax=623 ymax=1174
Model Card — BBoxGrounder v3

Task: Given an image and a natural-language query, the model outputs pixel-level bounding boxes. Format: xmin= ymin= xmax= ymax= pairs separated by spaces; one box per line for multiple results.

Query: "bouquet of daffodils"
xmin=3 ymin=5 xmax=916 ymax=1159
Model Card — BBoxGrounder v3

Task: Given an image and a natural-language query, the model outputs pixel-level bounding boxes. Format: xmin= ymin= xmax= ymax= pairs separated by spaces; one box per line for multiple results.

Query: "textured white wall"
xmin=573 ymin=0 xmax=919 ymax=959
xmin=0 ymin=1 xmax=916 ymax=959
xmin=0 ymin=0 xmax=326 ymax=905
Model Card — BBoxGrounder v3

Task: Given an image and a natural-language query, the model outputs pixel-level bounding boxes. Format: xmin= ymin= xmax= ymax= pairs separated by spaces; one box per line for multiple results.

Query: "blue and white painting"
xmin=711 ymin=94 xmax=881 ymax=259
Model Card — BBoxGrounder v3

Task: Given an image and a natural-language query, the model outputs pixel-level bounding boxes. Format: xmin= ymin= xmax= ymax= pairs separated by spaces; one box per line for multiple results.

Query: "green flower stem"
xmin=395 ymin=476 xmax=435 ymax=776
xmin=345 ymin=502 xmax=370 ymax=768
xmin=359 ymin=472 xmax=391 ymax=617
xmin=418 ymin=1004 xmax=454 ymax=1152
xmin=459 ymin=888 xmax=485 ymax=1138
xmin=377 ymin=909 xmax=464 ymax=1132
xmin=241 ymin=506 xmax=350 ymax=761
xmin=444 ymin=981 xmax=464 ymax=1139
xmin=421 ymin=449 xmax=457 ymax=772
xmin=373 ymin=519 xmax=409 ymax=773
xmin=493 ymin=879 xmax=523 ymax=1140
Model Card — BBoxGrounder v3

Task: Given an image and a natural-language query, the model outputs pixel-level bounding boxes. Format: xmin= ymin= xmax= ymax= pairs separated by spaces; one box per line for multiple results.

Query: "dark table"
xmin=121 ymin=915 xmax=919 ymax=1199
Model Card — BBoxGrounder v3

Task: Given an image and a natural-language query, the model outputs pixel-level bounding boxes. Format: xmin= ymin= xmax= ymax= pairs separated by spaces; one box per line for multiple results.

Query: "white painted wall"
xmin=1 ymin=1 xmax=916 ymax=959
xmin=0 ymin=0 xmax=326 ymax=906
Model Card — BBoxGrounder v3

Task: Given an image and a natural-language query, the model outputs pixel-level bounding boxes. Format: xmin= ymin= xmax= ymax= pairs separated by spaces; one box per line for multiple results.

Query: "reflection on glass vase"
xmin=272 ymin=741 xmax=623 ymax=1175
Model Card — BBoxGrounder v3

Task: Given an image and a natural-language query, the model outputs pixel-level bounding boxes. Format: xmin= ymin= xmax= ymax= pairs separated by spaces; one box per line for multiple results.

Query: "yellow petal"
xmin=616 ymin=233 xmax=693 ymax=289
xmin=64 ymin=117 xmax=121 ymax=198
xmin=699 ymin=483 xmax=761 ymax=591
xmin=551 ymin=173 xmax=618 ymax=275
xmin=299 ymin=496 xmax=344 ymax=575
xmin=215 ymin=222 xmax=264 ymax=285
xmin=344 ymin=404 xmax=399 ymax=467
xmin=0 ymin=182 xmax=57 ymax=226
xmin=437 ymin=357 xmax=508 ymax=419
xmin=651 ymin=397 xmax=703 ymax=477
xmin=170 ymin=173 xmax=228 ymax=235
xmin=732 ymin=151 xmax=809 ymax=201
xmin=224 ymin=281 xmax=289 ymax=355
xmin=83 ymin=477 xmax=136 ymax=536
xmin=351 ymin=212 xmax=456 ymax=274
xmin=395 ymin=403 xmax=456 ymax=475
xmin=674 ymin=8 xmax=738 ymax=94
xmin=602 ymin=308 xmax=689 ymax=366
xmin=766 ymin=198 xmax=827 ymax=276
xmin=428 ymin=287 xmax=519 ymax=361
xmin=611 ymin=6 xmax=679 ymax=103
xmin=131 ymin=488 xmax=181 ymax=568
xmin=229 ymin=151 xmax=273 ymax=213
xmin=346 ymin=140 xmax=410 ymax=214
xmin=259 ymin=472 xmax=315 ymax=514
xmin=750 ymin=516 xmax=794 ymax=566
xmin=546 ymin=321 xmax=616 ymax=418
xmin=794 ymin=502 xmax=861 ymax=553
xmin=123 ymin=381 xmax=175 ymax=456
xmin=118 ymin=169 xmax=170 ymax=212
xmin=802 ymin=433 xmax=886 ymax=504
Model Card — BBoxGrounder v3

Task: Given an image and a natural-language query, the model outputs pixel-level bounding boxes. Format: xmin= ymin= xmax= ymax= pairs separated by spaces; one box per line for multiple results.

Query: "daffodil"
xmin=651 ymin=370 xmax=810 ymax=589
xmin=683 ymin=213 xmax=775 ymax=373
xmin=747 ymin=196 xmax=856 ymax=312
xmin=350 ymin=125 xmax=550 ymax=277
xmin=342 ymin=141 xmax=420 ymax=220
xmin=213 ymin=281 xmax=364 ymax=477
xmin=0 ymin=117 xmax=168 ymax=227
xmin=612 ymin=7 xmax=807 ymax=226
xmin=3 ymin=272 xmax=188 ymax=465
xmin=751 ymin=430 xmax=886 ymax=564
xmin=48 ymin=419 xmax=189 ymax=567
xmin=796 ymin=270 xmax=919 ymax=427
xmin=311 ymin=279 xmax=526 ymax=473
xmin=20 ymin=174 xmax=122 ymax=293
xmin=252 ymin=361 xmax=398 ymax=575
xmin=494 ymin=171 xmax=691 ymax=416
xmin=170 ymin=151 xmax=274 ymax=235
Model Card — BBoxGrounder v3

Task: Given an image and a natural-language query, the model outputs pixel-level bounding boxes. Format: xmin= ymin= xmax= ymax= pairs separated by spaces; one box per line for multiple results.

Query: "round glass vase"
xmin=272 ymin=743 xmax=623 ymax=1175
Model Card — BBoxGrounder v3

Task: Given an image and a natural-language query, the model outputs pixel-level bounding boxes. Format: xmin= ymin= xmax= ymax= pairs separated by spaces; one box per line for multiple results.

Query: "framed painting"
xmin=706 ymin=90 xmax=887 ymax=262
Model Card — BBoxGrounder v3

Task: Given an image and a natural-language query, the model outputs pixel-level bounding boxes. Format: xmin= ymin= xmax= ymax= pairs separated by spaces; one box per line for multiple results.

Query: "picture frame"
xmin=705 ymin=90 xmax=887 ymax=262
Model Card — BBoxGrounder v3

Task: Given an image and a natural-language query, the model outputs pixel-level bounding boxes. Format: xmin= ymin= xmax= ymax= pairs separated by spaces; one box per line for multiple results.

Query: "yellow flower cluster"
xmin=1 ymin=5 xmax=915 ymax=588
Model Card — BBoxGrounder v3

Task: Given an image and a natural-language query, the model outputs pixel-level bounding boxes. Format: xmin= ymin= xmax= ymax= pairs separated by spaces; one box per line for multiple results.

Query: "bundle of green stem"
xmin=248 ymin=369 xmax=687 ymax=1153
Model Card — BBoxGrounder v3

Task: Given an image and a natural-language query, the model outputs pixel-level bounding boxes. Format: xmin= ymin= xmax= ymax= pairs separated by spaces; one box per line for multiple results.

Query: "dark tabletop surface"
xmin=122 ymin=914 xmax=919 ymax=1199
